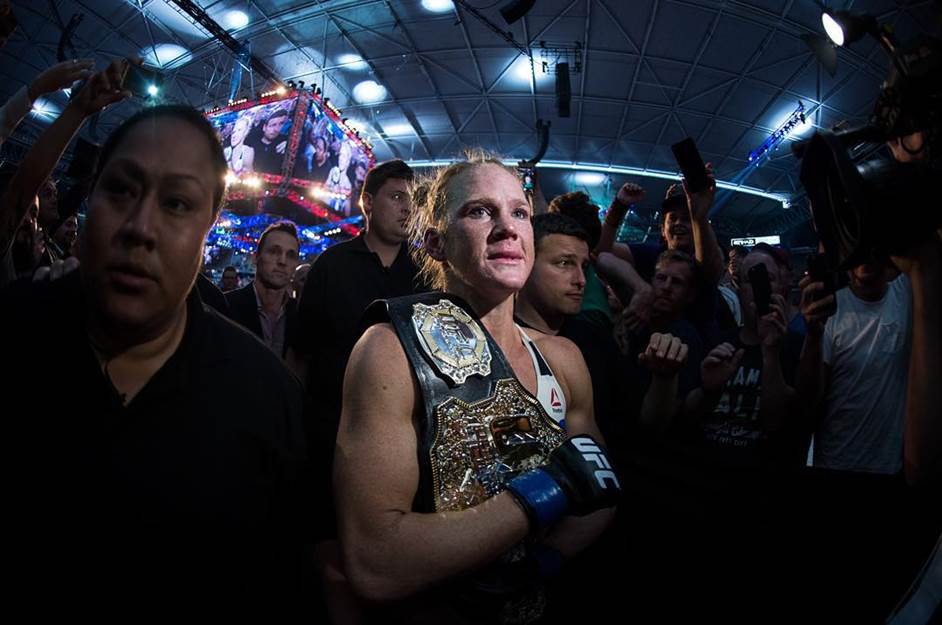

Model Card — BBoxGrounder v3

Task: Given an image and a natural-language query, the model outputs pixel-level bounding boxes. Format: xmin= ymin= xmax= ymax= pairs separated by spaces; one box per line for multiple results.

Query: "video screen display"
xmin=290 ymin=99 xmax=373 ymax=216
xmin=208 ymin=98 xmax=297 ymax=177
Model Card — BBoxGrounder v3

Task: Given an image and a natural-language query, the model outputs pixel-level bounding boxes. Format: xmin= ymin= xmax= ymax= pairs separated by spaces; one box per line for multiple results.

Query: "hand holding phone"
xmin=671 ymin=137 xmax=710 ymax=194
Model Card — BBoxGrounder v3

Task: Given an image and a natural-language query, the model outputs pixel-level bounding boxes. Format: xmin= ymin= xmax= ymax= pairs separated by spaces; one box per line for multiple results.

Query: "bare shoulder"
xmin=526 ymin=330 xmax=587 ymax=374
xmin=344 ymin=323 xmax=417 ymax=422
xmin=524 ymin=329 xmax=591 ymax=396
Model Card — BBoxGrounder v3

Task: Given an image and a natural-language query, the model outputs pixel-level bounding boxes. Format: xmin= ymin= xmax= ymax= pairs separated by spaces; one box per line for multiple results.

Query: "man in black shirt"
xmin=3 ymin=98 xmax=311 ymax=617
xmin=292 ymin=159 xmax=423 ymax=423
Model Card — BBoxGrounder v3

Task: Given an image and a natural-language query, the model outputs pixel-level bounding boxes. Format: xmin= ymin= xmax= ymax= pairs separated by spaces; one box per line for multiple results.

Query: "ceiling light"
xmin=574 ymin=172 xmax=606 ymax=185
xmin=141 ymin=43 xmax=192 ymax=69
xmin=422 ymin=0 xmax=454 ymax=13
xmin=223 ymin=10 xmax=250 ymax=30
xmin=337 ymin=53 xmax=368 ymax=71
xmin=353 ymin=80 xmax=387 ymax=104
xmin=383 ymin=123 xmax=413 ymax=136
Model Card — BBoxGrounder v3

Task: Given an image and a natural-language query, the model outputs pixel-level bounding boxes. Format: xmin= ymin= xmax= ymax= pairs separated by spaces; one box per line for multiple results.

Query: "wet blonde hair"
xmin=406 ymin=150 xmax=519 ymax=290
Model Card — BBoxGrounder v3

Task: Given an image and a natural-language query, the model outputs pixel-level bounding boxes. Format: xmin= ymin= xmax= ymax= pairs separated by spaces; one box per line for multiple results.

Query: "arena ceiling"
xmin=3 ymin=0 xmax=940 ymax=239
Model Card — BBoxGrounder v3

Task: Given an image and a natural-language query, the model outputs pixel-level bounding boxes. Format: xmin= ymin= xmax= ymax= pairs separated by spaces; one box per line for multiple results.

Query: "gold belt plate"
xmin=429 ymin=378 xmax=566 ymax=512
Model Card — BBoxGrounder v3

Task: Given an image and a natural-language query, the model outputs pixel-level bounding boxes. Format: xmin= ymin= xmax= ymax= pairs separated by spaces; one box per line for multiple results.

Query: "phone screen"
xmin=519 ymin=167 xmax=534 ymax=192
xmin=671 ymin=137 xmax=710 ymax=194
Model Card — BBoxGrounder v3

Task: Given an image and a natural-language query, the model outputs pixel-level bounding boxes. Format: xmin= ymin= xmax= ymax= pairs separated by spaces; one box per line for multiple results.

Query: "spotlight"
xmin=499 ymin=0 xmax=535 ymax=25
xmin=275 ymin=85 xmax=286 ymax=95
xmin=821 ymin=10 xmax=878 ymax=47
xmin=146 ymin=84 xmax=159 ymax=97
xmin=298 ymin=80 xmax=305 ymax=89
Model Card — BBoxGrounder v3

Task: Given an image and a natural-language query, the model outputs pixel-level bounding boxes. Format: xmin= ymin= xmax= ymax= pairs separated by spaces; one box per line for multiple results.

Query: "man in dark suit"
xmin=225 ymin=220 xmax=300 ymax=358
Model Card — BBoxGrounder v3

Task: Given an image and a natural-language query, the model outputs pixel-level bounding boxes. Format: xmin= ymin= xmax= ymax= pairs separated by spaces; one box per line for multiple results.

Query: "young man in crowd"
xmin=799 ymin=259 xmax=911 ymax=474
xmin=225 ymin=221 xmax=300 ymax=359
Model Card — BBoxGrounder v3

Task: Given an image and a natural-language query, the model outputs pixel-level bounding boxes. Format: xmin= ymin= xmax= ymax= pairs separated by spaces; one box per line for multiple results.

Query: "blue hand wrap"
xmin=506 ymin=469 xmax=568 ymax=532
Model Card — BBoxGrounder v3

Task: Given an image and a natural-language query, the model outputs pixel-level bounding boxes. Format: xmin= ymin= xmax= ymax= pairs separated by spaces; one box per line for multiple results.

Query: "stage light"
xmin=822 ymin=11 xmax=844 ymax=46
xmin=147 ymin=84 xmax=159 ymax=96
xmin=821 ymin=10 xmax=878 ymax=47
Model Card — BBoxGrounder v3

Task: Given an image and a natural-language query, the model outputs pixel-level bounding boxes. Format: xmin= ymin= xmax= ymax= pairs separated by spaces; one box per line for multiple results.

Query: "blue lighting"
xmin=748 ymin=102 xmax=807 ymax=164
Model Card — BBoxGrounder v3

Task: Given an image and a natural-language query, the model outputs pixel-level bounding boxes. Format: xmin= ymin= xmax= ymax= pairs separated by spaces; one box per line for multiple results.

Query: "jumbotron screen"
xmin=206 ymin=91 xmax=374 ymax=218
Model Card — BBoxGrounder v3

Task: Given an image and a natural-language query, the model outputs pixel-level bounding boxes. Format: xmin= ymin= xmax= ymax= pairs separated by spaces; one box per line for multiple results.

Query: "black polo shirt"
xmin=2 ymin=272 xmax=312 ymax=618
xmin=294 ymin=233 xmax=425 ymax=425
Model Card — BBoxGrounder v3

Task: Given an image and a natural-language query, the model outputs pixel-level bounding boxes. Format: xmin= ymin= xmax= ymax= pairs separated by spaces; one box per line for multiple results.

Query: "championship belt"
xmin=363 ymin=293 xmax=565 ymax=514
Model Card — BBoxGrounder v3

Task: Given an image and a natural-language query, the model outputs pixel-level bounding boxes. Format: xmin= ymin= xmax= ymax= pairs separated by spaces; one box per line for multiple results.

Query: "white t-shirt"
xmin=815 ymin=275 xmax=912 ymax=474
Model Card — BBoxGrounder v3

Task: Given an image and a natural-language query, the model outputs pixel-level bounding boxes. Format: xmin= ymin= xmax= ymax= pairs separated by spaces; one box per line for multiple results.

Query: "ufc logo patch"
xmin=571 ymin=437 xmax=621 ymax=490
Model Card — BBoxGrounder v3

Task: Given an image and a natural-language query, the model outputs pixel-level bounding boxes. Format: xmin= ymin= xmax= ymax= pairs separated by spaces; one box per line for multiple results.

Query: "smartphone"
xmin=670 ymin=137 xmax=711 ymax=194
xmin=123 ymin=62 xmax=162 ymax=98
xmin=518 ymin=166 xmax=535 ymax=192
xmin=806 ymin=253 xmax=836 ymax=299
xmin=748 ymin=262 xmax=772 ymax=317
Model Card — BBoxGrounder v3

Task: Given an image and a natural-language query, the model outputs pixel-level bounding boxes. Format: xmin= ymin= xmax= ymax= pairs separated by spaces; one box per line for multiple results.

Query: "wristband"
xmin=506 ymin=469 xmax=568 ymax=533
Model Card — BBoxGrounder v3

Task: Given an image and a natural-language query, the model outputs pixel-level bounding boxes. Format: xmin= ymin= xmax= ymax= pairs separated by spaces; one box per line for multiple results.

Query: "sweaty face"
xmin=365 ymin=177 xmax=412 ymax=245
xmin=255 ymin=230 xmax=300 ymax=290
xmin=651 ymin=260 xmax=695 ymax=319
xmin=440 ymin=163 xmax=534 ymax=298
xmin=80 ymin=117 xmax=219 ymax=335
xmin=521 ymin=233 xmax=589 ymax=317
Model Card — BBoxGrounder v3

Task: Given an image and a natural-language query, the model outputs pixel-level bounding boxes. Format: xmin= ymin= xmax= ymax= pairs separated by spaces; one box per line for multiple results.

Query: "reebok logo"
xmin=571 ymin=437 xmax=620 ymax=490
xmin=550 ymin=388 xmax=562 ymax=410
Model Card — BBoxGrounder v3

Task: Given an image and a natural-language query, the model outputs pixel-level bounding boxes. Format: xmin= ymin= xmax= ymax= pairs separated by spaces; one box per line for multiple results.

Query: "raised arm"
xmin=682 ymin=165 xmax=725 ymax=284
xmin=0 ymin=59 xmax=127 ymax=255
